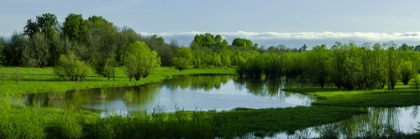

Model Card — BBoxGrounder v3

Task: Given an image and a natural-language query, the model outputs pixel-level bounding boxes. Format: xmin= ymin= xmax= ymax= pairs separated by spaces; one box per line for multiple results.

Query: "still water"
xmin=272 ymin=106 xmax=420 ymax=138
xmin=19 ymin=75 xmax=420 ymax=137
xmin=22 ymin=75 xmax=313 ymax=116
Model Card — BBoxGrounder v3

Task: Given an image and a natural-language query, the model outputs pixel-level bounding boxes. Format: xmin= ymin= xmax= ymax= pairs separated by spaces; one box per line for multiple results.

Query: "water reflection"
xmin=272 ymin=106 xmax=420 ymax=138
xmin=19 ymin=75 xmax=314 ymax=116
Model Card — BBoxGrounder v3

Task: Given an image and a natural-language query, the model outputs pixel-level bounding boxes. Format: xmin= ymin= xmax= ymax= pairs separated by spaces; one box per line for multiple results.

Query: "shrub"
xmin=53 ymin=51 xmax=90 ymax=81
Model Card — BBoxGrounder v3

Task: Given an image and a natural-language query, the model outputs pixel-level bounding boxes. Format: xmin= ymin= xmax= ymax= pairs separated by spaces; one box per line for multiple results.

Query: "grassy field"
xmin=284 ymin=79 xmax=420 ymax=107
xmin=0 ymin=67 xmax=236 ymax=94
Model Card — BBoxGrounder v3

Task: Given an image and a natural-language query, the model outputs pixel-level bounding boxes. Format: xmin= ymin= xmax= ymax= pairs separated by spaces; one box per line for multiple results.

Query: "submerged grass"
xmin=0 ymin=106 xmax=366 ymax=139
xmin=0 ymin=67 xmax=236 ymax=94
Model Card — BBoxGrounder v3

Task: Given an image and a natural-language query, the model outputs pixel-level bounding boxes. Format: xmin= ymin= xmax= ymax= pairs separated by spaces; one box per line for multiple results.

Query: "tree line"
xmin=1 ymin=13 xmax=420 ymax=90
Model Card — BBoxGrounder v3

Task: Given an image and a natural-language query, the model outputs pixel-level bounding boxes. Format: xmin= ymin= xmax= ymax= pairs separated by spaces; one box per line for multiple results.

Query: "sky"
xmin=1 ymin=0 xmax=420 ymax=48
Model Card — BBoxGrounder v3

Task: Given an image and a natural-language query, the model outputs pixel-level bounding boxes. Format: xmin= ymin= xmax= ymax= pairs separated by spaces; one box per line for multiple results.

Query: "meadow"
xmin=2 ymin=67 xmax=420 ymax=138
xmin=0 ymin=67 xmax=235 ymax=94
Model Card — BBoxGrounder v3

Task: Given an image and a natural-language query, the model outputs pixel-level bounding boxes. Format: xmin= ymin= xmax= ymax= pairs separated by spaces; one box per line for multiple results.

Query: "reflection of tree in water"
xmin=164 ymin=75 xmax=231 ymax=91
xmin=313 ymin=107 xmax=403 ymax=138
xmin=23 ymin=83 xmax=163 ymax=112
xmin=233 ymin=77 xmax=289 ymax=99
xmin=130 ymin=83 xmax=162 ymax=104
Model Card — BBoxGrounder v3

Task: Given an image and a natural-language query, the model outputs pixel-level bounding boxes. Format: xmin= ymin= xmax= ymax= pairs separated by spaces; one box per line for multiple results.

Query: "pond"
xmin=21 ymin=75 xmax=314 ymax=116
xmin=17 ymin=75 xmax=420 ymax=137
xmin=270 ymin=106 xmax=420 ymax=138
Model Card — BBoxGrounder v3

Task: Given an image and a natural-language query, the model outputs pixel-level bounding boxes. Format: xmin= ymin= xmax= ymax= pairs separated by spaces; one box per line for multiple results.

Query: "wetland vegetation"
xmin=2 ymin=12 xmax=420 ymax=138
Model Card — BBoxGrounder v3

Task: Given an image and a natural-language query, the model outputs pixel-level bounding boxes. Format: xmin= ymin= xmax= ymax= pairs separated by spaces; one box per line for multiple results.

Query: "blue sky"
xmin=2 ymin=0 xmax=420 ymax=48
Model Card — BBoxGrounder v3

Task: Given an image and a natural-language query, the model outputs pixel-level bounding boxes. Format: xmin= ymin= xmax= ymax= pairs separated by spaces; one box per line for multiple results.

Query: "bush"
xmin=53 ymin=51 xmax=90 ymax=81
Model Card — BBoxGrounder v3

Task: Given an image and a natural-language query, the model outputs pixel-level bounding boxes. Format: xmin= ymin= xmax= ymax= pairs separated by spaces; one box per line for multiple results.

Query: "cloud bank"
xmin=140 ymin=31 xmax=420 ymax=48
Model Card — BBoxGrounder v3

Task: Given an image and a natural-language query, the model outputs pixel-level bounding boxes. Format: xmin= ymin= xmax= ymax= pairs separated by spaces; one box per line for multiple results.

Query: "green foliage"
xmin=142 ymin=35 xmax=178 ymax=67
xmin=103 ymin=58 xmax=116 ymax=80
xmin=232 ymin=38 xmax=257 ymax=50
xmin=62 ymin=13 xmax=88 ymax=42
xmin=123 ymin=41 xmax=161 ymax=81
xmin=23 ymin=33 xmax=50 ymax=67
xmin=53 ymin=51 xmax=90 ymax=81
xmin=3 ymin=32 xmax=29 ymax=66
xmin=303 ymin=88 xmax=420 ymax=107
xmin=173 ymin=47 xmax=193 ymax=71
xmin=399 ymin=60 xmax=416 ymax=85
xmin=86 ymin=15 xmax=119 ymax=76
xmin=11 ymin=68 xmax=24 ymax=84
xmin=116 ymin=27 xmax=141 ymax=65
xmin=191 ymin=33 xmax=228 ymax=50
xmin=23 ymin=13 xmax=58 ymax=41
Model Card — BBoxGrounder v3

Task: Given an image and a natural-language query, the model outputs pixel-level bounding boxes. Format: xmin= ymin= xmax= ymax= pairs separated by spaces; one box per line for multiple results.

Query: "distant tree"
xmin=116 ymin=27 xmax=141 ymax=65
xmin=85 ymin=15 xmax=118 ymax=76
xmin=53 ymin=51 xmax=90 ymax=81
xmin=123 ymin=41 xmax=161 ymax=81
xmin=3 ymin=32 xmax=29 ymax=66
xmin=413 ymin=75 xmax=420 ymax=93
xmin=23 ymin=33 xmax=50 ymax=67
xmin=305 ymin=44 xmax=330 ymax=88
xmin=191 ymin=33 xmax=228 ymax=50
xmin=399 ymin=60 xmax=416 ymax=85
xmin=23 ymin=13 xmax=58 ymax=41
xmin=0 ymin=38 xmax=5 ymax=65
xmin=299 ymin=44 xmax=308 ymax=51
xmin=385 ymin=42 xmax=400 ymax=90
xmin=232 ymin=38 xmax=257 ymax=50
xmin=399 ymin=43 xmax=413 ymax=51
xmin=62 ymin=13 xmax=88 ymax=42
xmin=11 ymin=68 xmax=24 ymax=84
xmin=103 ymin=58 xmax=116 ymax=80
xmin=173 ymin=47 xmax=193 ymax=71
xmin=142 ymin=34 xmax=176 ymax=67
xmin=414 ymin=45 xmax=420 ymax=52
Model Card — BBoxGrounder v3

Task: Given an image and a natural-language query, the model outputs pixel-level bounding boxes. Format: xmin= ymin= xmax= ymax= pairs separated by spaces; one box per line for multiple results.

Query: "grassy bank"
xmin=0 ymin=67 xmax=236 ymax=94
xmin=284 ymin=81 xmax=420 ymax=107
xmin=0 ymin=106 xmax=366 ymax=139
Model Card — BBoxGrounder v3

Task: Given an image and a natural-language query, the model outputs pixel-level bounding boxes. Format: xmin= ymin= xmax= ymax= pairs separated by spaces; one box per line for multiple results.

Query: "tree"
xmin=53 ymin=51 xmax=90 ymax=81
xmin=399 ymin=60 xmax=416 ymax=85
xmin=62 ymin=13 xmax=88 ymax=42
xmin=116 ymin=27 xmax=141 ymax=65
xmin=23 ymin=33 xmax=50 ymax=67
xmin=173 ymin=47 xmax=193 ymax=71
xmin=103 ymin=58 xmax=116 ymax=80
xmin=123 ymin=41 xmax=161 ymax=81
xmin=11 ymin=68 xmax=24 ymax=84
xmin=385 ymin=42 xmax=400 ymax=90
xmin=232 ymin=38 xmax=257 ymax=50
xmin=142 ymin=34 xmax=176 ymax=67
xmin=85 ymin=15 xmax=119 ymax=76
xmin=0 ymin=38 xmax=5 ymax=65
xmin=305 ymin=44 xmax=330 ymax=88
xmin=23 ymin=13 xmax=58 ymax=41
xmin=191 ymin=33 xmax=228 ymax=50
xmin=3 ymin=32 xmax=29 ymax=66
xmin=413 ymin=75 xmax=420 ymax=93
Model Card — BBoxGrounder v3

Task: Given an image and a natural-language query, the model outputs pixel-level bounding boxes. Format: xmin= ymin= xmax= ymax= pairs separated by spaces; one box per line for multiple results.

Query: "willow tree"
xmin=173 ymin=47 xmax=193 ymax=71
xmin=305 ymin=44 xmax=330 ymax=88
xmin=123 ymin=41 xmax=160 ymax=81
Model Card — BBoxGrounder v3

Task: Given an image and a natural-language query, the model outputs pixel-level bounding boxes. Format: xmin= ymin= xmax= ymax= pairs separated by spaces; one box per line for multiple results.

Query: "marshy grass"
xmin=0 ymin=67 xmax=236 ymax=94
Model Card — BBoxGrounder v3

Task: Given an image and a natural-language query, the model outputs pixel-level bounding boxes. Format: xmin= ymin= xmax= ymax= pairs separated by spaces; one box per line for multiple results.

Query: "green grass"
xmin=0 ymin=106 xmax=365 ymax=139
xmin=284 ymin=78 xmax=420 ymax=107
xmin=308 ymin=89 xmax=420 ymax=107
xmin=0 ymin=67 xmax=236 ymax=94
